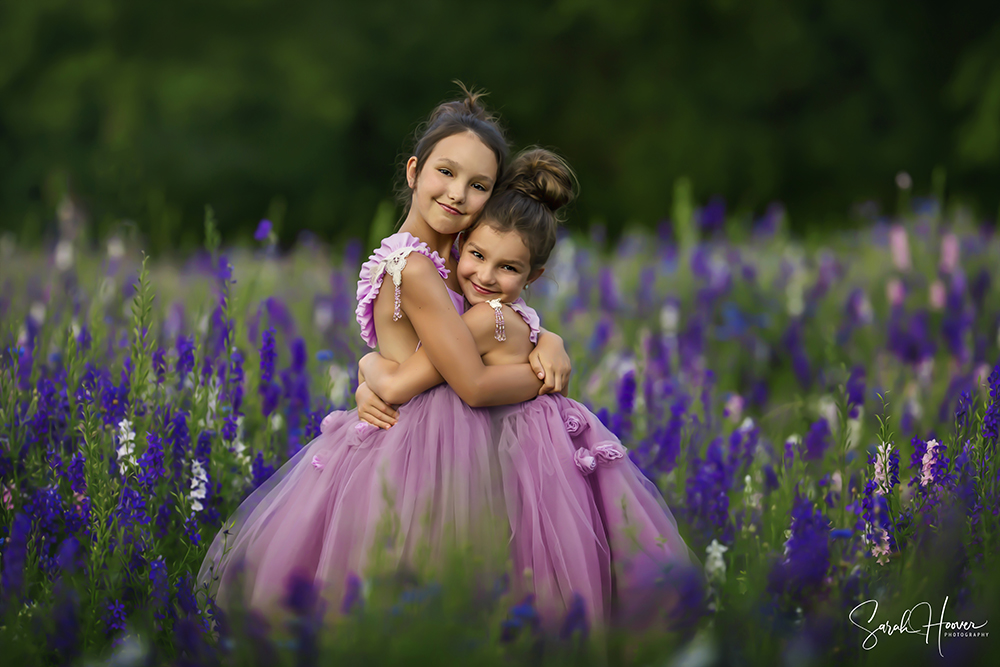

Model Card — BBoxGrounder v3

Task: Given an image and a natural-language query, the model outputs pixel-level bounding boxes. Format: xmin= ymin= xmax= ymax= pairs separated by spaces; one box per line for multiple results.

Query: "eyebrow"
xmin=438 ymin=158 xmax=495 ymax=186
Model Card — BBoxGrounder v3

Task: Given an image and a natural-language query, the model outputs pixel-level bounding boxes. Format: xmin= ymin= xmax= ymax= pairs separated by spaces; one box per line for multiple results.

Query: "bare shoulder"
xmin=398 ymin=251 xmax=441 ymax=281
xmin=462 ymin=302 xmax=531 ymax=353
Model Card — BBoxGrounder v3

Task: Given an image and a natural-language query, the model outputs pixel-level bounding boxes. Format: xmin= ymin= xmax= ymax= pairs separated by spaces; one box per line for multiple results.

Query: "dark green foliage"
xmin=2 ymin=0 xmax=1000 ymax=250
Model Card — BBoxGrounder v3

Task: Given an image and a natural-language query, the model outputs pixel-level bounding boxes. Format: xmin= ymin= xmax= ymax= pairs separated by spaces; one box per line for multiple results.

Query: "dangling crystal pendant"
xmin=393 ymin=283 xmax=403 ymax=322
xmin=487 ymin=298 xmax=505 ymax=341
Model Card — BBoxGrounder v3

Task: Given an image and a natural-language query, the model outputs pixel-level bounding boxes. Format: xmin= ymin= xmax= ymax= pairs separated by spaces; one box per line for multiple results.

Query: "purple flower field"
xmin=1 ymin=204 xmax=998 ymax=665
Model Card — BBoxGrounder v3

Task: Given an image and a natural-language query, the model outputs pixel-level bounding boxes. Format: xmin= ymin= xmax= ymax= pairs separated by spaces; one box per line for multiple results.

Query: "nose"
xmin=477 ymin=265 xmax=497 ymax=287
xmin=447 ymin=182 xmax=465 ymax=204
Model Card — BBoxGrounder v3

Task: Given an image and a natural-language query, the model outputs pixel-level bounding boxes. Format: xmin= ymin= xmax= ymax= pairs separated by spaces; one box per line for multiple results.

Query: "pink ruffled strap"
xmin=508 ymin=298 xmax=541 ymax=344
xmin=355 ymin=232 xmax=450 ymax=349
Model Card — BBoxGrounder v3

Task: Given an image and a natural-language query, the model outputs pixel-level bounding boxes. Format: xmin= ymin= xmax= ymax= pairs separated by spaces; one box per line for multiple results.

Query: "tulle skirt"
xmin=493 ymin=393 xmax=699 ymax=630
xmin=198 ymin=384 xmax=507 ymax=618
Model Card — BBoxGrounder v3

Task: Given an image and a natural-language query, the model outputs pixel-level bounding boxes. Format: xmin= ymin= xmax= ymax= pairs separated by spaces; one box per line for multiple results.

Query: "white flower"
xmin=29 ymin=302 xmax=46 ymax=325
xmin=55 ymin=240 xmax=74 ymax=271
xmin=329 ymin=365 xmax=350 ymax=404
xmin=872 ymin=441 xmax=895 ymax=496
xmin=705 ymin=539 xmax=728 ymax=585
xmin=107 ymin=237 xmax=125 ymax=259
xmin=739 ymin=416 xmax=755 ymax=433
xmin=189 ymin=459 xmax=208 ymax=512
xmin=116 ymin=419 xmax=137 ymax=475
xmin=659 ymin=303 xmax=679 ymax=335
xmin=270 ymin=413 xmax=284 ymax=432
xmin=817 ymin=395 xmax=839 ymax=431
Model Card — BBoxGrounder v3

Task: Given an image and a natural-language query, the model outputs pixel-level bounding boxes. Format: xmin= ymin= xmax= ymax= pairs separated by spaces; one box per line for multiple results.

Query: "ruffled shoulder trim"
xmin=508 ymin=298 xmax=541 ymax=344
xmin=355 ymin=232 xmax=450 ymax=349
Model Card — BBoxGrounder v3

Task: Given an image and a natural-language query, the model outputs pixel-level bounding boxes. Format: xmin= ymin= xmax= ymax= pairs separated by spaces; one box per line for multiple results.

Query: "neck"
xmin=398 ymin=209 xmax=456 ymax=259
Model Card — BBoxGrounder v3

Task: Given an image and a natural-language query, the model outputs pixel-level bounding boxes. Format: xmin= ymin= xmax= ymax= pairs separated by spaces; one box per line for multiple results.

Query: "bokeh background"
xmin=2 ymin=0 xmax=1000 ymax=251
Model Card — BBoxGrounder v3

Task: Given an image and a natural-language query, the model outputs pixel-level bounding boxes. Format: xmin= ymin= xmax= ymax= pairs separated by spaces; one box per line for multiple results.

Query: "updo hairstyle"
xmin=395 ymin=82 xmax=509 ymax=212
xmin=470 ymin=147 xmax=576 ymax=274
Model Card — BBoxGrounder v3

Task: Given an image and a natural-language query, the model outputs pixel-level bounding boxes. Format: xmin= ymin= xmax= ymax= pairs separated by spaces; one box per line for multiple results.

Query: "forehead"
xmin=425 ymin=131 xmax=498 ymax=178
xmin=466 ymin=224 xmax=530 ymax=259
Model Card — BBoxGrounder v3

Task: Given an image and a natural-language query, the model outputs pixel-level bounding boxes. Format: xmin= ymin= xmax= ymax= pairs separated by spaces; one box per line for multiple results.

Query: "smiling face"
xmin=406 ymin=131 xmax=498 ymax=236
xmin=456 ymin=224 xmax=542 ymax=306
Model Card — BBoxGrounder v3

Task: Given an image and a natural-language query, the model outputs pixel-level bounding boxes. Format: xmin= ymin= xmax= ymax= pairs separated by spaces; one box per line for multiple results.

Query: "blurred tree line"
xmin=2 ymin=0 xmax=999 ymax=251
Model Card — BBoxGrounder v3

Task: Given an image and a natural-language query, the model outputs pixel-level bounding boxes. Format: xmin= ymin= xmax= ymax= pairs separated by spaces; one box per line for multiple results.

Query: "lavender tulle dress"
xmin=198 ymin=233 xmax=507 ymax=616
xmin=494 ymin=392 xmax=700 ymax=630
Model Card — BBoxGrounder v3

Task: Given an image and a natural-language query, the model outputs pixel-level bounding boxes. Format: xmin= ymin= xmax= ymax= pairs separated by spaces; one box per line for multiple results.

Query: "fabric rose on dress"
xmin=351 ymin=421 xmax=379 ymax=448
xmin=320 ymin=411 xmax=339 ymax=435
xmin=573 ymin=441 xmax=627 ymax=476
xmin=311 ymin=455 xmax=324 ymax=471
xmin=563 ymin=408 xmax=590 ymax=437
xmin=574 ymin=448 xmax=597 ymax=475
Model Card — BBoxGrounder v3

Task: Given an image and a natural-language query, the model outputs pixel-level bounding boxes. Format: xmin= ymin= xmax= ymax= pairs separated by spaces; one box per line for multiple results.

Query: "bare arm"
xmin=361 ymin=302 xmax=514 ymax=405
xmin=531 ymin=328 xmax=572 ymax=395
xmin=392 ymin=255 xmax=542 ymax=407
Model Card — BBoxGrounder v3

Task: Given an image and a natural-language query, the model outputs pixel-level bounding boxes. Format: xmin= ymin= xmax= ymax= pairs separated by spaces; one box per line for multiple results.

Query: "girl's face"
xmin=406 ymin=131 xmax=498 ymax=236
xmin=457 ymin=224 xmax=542 ymax=306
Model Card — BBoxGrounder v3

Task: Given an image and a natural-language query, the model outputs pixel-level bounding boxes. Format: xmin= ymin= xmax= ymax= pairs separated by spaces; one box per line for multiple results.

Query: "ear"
xmin=405 ymin=156 xmax=419 ymax=189
xmin=526 ymin=266 xmax=545 ymax=285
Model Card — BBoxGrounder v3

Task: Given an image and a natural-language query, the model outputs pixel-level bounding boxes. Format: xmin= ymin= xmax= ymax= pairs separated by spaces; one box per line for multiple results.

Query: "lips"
xmin=437 ymin=201 xmax=462 ymax=216
xmin=470 ymin=282 xmax=496 ymax=296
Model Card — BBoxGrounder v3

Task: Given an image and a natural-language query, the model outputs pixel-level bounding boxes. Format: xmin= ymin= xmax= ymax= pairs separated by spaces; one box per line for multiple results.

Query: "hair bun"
xmin=429 ymin=80 xmax=496 ymax=125
xmin=506 ymin=148 xmax=576 ymax=213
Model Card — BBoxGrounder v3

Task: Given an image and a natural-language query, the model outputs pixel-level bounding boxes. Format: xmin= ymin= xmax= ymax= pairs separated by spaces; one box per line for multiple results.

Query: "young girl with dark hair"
xmin=198 ymin=85 xmax=573 ymax=618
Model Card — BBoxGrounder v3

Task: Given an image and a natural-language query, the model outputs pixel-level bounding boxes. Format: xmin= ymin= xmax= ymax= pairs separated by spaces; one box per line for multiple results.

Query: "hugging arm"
xmin=382 ymin=255 xmax=542 ymax=408
xmin=360 ymin=303 xmax=511 ymax=406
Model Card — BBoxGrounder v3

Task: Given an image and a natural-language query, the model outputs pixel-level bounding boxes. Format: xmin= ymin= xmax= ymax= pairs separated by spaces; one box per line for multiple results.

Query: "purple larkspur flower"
xmin=501 ymin=595 xmax=541 ymax=643
xmin=176 ymin=336 xmax=196 ymax=380
xmin=284 ymin=569 xmax=320 ymax=617
xmin=150 ymin=557 xmax=173 ymax=623
xmin=800 ymin=419 xmax=831 ymax=462
xmin=104 ymin=599 xmax=127 ymax=636
xmin=981 ymin=365 xmax=1000 ymax=446
xmin=260 ymin=327 xmax=276 ymax=385
xmin=251 ymin=451 xmax=275 ymax=490
xmin=698 ymin=196 xmax=726 ymax=236
xmin=341 ymin=572 xmax=363 ymax=614
xmin=2 ymin=513 xmax=32 ymax=599
xmin=559 ymin=592 xmax=589 ymax=640
xmin=846 ymin=366 xmax=866 ymax=417
xmin=254 ymin=219 xmax=273 ymax=242
xmin=769 ymin=491 xmax=831 ymax=596
xmin=137 ymin=432 xmax=165 ymax=491
xmin=599 ymin=267 xmax=621 ymax=312
xmin=152 ymin=347 xmax=167 ymax=384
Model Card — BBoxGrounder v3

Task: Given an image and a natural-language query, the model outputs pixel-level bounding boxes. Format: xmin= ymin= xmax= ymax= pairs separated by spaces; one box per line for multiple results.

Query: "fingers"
xmin=359 ymin=409 xmax=394 ymax=430
xmin=529 ymin=353 xmax=546 ymax=380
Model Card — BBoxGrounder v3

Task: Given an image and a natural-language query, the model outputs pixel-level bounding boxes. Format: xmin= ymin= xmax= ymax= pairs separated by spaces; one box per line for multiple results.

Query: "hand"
xmin=529 ymin=331 xmax=572 ymax=396
xmin=355 ymin=382 xmax=399 ymax=429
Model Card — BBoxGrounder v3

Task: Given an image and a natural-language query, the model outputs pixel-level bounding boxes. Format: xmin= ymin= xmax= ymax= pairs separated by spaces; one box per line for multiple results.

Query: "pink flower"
xmin=886 ymin=278 xmax=905 ymax=307
xmin=593 ymin=442 xmax=627 ymax=464
xmin=920 ymin=439 xmax=940 ymax=487
xmin=724 ymin=394 xmax=744 ymax=422
xmin=563 ymin=408 xmax=589 ymax=436
xmin=929 ymin=280 xmax=946 ymax=310
xmin=2 ymin=484 xmax=14 ymax=510
xmin=871 ymin=528 xmax=891 ymax=566
xmin=889 ymin=225 xmax=911 ymax=271
xmin=574 ymin=448 xmax=597 ymax=475
xmin=940 ymin=233 xmax=959 ymax=273
xmin=321 ymin=411 xmax=338 ymax=434
xmin=351 ymin=421 xmax=379 ymax=448
xmin=311 ymin=455 xmax=324 ymax=471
